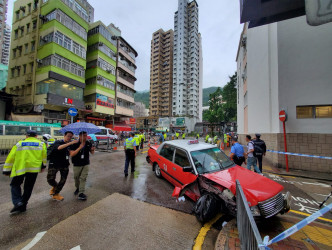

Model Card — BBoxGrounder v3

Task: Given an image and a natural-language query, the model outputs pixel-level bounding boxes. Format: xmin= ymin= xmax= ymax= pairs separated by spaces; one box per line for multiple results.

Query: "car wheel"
xmin=154 ymin=163 xmax=162 ymax=178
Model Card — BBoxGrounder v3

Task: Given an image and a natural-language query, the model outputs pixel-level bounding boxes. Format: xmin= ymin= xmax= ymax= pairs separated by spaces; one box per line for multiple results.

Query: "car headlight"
xmin=250 ymin=205 xmax=261 ymax=216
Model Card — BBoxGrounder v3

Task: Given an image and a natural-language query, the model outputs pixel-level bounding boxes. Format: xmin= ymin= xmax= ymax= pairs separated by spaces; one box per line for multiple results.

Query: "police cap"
xmin=26 ymin=130 xmax=37 ymax=136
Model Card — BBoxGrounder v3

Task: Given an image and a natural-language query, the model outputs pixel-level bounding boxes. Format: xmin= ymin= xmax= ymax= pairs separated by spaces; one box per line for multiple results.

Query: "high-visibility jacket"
xmin=47 ymin=138 xmax=55 ymax=148
xmin=142 ymin=134 xmax=146 ymax=142
xmin=125 ymin=138 xmax=136 ymax=150
xmin=3 ymin=137 xmax=47 ymax=178
xmin=163 ymin=133 xmax=167 ymax=140
xmin=197 ymin=134 xmax=200 ymax=139
xmin=205 ymin=135 xmax=209 ymax=142
xmin=175 ymin=132 xmax=179 ymax=138
xmin=134 ymin=135 xmax=141 ymax=145
xmin=182 ymin=133 xmax=186 ymax=139
xmin=214 ymin=136 xmax=218 ymax=143
xmin=224 ymin=134 xmax=227 ymax=143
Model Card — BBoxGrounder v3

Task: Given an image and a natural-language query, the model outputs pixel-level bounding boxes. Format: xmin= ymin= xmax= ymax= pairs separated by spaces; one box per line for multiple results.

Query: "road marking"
xmin=289 ymin=210 xmax=332 ymax=223
xmin=193 ymin=213 xmax=222 ymax=250
xmin=22 ymin=231 xmax=47 ymax=250
xmin=141 ymin=150 xmax=148 ymax=154
xmin=71 ymin=246 xmax=81 ymax=250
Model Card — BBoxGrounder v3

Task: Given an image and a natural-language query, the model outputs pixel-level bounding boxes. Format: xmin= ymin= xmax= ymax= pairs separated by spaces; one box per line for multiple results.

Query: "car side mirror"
xmin=183 ymin=166 xmax=193 ymax=172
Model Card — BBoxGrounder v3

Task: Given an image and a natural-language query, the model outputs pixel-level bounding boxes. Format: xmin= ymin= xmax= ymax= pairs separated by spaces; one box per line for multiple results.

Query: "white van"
xmin=87 ymin=126 xmax=118 ymax=143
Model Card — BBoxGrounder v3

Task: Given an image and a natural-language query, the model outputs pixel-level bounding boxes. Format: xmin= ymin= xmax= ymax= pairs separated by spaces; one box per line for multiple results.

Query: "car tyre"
xmin=154 ymin=163 xmax=162 ymax=178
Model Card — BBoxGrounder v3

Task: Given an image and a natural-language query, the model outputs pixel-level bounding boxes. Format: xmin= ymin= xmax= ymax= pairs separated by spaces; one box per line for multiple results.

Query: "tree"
xmin=222 ymin=72 xmax=237 ymax=122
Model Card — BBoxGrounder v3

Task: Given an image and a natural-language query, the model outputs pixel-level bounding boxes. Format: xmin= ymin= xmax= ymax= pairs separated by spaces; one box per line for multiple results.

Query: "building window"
xmin=14 ymin=30 xmax=18 ymax=39
xmin=16 ymin=11 xmax=20 ymax=21
xmin=316 ymin=106 xmax=332 ymax=118
xmin=26 ymin=23 xmax=30 ymax=33
xmin=25 ymin=43 xmax=29 ymax=54
xmin=23 ymin=64 xmax=27 ymax=74
xmin=296 ymin=105 xmax=332 ymax=119
xmin=32 ymin=20 xmax=37 ymax=30
xmin=31 ymin=41 xmax=35 ymax=52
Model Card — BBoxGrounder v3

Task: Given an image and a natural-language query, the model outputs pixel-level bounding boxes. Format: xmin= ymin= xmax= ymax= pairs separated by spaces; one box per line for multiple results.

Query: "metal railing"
xmin=236 ymin=180 xmax=266 ymax=250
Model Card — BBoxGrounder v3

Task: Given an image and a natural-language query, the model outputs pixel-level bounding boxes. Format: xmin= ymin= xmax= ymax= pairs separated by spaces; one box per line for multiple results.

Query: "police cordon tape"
xmin=260 ymin=202 xmax=332 ymax=248
xmin=239 ymin=144 xmax=332 ymax=160
xmin=266 ymin=149 xmax=332 ymax=160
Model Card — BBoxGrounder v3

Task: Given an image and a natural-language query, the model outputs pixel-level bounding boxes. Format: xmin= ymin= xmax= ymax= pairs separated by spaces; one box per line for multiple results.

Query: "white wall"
xmin=277 ymin=16 xmax=332 ymax=134
xmin=246 ymin=23 xmax=280 ymax=134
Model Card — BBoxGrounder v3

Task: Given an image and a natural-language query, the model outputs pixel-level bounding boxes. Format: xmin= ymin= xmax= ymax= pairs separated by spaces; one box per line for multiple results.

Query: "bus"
xmin=0 ymin=120 xmax=63 ymax=150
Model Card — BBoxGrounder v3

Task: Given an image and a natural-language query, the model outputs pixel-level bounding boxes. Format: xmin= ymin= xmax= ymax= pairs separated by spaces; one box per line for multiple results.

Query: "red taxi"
xmin=147 ymin=140 xmax=291 ymax=219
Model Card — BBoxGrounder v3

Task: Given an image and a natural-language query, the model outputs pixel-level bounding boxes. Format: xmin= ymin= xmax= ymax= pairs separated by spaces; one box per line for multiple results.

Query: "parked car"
xmin=147 ymin=140 xmax=291 ymax=221
xmin=87 ymin=126 xmax=118 ymax=145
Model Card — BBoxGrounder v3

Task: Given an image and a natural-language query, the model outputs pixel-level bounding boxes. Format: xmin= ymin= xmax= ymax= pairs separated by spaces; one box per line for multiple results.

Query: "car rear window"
xmin=160 ymin=144 xmax=175 ymax=162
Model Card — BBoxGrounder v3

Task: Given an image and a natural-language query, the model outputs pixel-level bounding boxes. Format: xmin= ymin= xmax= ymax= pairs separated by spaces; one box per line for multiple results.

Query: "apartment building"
xmin=84 ymin=21 xmax=117 ymax=124
xmin=236 ymin=18 xmax=332 ymax=173
xmin=1 ymin=24 xmax=10 ymax=65
xmin=6 ymin=0 xmax=92 ymax=124
xmin=172 ymin=0 xmax=202 ymax=122
xmin=114 ymin=36 xmax=137 ymax=120
xmin=149 ymin=29 xmax=174 ymax=117
xmin=0 ymin=0 xmax=8 ymax=63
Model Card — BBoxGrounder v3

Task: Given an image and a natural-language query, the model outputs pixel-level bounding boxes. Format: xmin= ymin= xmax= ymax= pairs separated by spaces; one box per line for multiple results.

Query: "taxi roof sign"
xmin=188 ymin=139 xmax=199 ymax=145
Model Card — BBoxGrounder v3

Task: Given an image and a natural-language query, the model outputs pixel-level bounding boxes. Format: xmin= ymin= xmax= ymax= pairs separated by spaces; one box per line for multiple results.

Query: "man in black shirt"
xmin=253 ymin=133 xmax=267 ymax=173
xmin=69 ymin=131 xmax=95 ymax=200
xmin=47 ymin=131 xmax=76 ymax=201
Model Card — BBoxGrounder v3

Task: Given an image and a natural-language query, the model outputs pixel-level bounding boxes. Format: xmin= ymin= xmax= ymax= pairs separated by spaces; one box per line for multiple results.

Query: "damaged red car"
xmin=147 ymin=140 xmax=291 ymax=221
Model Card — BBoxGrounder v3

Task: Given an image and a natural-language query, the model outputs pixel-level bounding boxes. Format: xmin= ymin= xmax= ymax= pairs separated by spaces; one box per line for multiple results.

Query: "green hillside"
xmin=203 ymin=87 xmax=219 ymax=106
xmin=134 ymin=91 xmax=150 ymax=108
xmin=134 ymin=86 xmax=220 ymax=109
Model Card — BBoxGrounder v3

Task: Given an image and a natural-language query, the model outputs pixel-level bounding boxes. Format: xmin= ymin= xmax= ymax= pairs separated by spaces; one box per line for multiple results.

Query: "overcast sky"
xmin=8 ymin=0 xmax=243 ymax=92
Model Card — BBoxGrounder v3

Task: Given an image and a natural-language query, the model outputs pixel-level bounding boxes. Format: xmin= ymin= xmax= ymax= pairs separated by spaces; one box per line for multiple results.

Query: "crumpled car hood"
xmin=203 ymin=166 xmax=284 ymax=206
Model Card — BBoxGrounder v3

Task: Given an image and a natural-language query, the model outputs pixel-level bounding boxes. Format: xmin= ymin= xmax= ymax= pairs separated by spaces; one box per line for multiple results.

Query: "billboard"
xmin=96 ymin=94 xmax=114 ymax=109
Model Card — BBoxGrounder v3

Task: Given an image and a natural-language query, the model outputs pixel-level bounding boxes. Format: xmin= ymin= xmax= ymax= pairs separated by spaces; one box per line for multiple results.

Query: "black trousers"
xmin=124 ymin=149 xmax=135 ymax=174
xmin=233 ymin=156 xmax=245 ymax=166
xmin=47 ymin=167 xmax=69 ymax=194
xmin=256 ymin=155 xmax=263 ymax=172
xmin=10 ymin=173 xmax=38 ymax=206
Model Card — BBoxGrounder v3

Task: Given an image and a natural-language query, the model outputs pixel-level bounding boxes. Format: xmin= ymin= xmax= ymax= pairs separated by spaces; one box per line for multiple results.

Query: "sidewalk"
xmin=215 ymin=214 xmax=332 ymax=249
xmin=222 ymin=147 xmax=332 ymax=182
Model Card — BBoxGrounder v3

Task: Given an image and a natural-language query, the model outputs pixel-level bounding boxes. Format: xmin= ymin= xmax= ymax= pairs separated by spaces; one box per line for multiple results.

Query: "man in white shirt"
xmin=245 ymin=135 xmax=262 ymax=174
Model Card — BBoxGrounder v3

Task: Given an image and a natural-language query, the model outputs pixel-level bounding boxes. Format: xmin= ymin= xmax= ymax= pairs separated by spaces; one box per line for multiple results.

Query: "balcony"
xmin=116 ymin=105 xmax=134 ymax=117
xmin=117 ymin=91 xmax=134 ymax=104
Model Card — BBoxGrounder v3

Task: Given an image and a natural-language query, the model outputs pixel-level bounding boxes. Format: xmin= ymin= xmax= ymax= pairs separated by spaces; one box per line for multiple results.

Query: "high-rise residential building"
xmin=84 ymin=21 xmax=117 ymax=125
xmin=114 ymin=35 xmax=137 ymax=119
xmin=172 ymin=0 xmax=202 ymax=122
xmin=236 ymin=18 xmax=332 ymax=173
xmin=0 ymin=0 xmax=8 ymax=63
xmin=1 ymin=24 xmax=11 ymax=65
xmin=7 ymin=0 xmax=93 ymax=124
xmin=149 ymin=29 xmax=174 ymax=117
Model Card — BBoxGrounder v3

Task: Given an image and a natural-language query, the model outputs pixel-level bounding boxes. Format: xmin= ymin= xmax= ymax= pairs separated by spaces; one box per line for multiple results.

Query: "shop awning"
xmin=112 ymin=125 xmax=132 ymax=131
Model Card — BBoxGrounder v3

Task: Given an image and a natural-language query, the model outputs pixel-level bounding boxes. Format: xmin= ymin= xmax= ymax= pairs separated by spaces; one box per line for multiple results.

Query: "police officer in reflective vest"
xmin=3 ymin=130 xmax=47 ymax=214
xmin=175 ymin=131 xmax=179 ymax=139
xmin=182 ymin=132 xmax=186 ymax=139
xmin=124 ymin=132 xmax=137 ymax=177
xmin=205 ymin=134 xmax=210 ymax=143
xmin=134 ymin=132 xmax=141 ymax=152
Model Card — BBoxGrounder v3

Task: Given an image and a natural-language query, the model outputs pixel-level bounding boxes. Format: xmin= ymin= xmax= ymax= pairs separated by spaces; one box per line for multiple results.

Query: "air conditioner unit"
xmin=40 ymin=36 xmax=48 ymax=42
xmin=106 ymin=69 xmax=112 ymax=73
xmin=97 ymin=76 xmax=102 ymax=80
xmin=98 ymin=42 xmax=103 ymax=46
xmin=36 ymin=59 xmax=42 ymax=64
xmin=111 ymin=36 xmax=117 ymax=40
xmin=241 ymin=73 xmax=246 ymax=79
xmin=241 ymin=36 xmax=247 ymax=47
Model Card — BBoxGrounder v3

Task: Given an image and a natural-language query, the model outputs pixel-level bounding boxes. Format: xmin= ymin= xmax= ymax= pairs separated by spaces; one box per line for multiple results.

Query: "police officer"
xmin=124 ymin=132 xmax=137 ymax=177
xmin=205 ymin=134 xmax=210 ymax=143
xmin=214 ymin=135 xmax=218 ymax=144
xmin=3 ymin=130 xmax=47 ymax=214
xmin=163 ymin=131 xmax=167 ymax=141
xmin=134 ymin=132 xmax=141 ymax=152
xmin=175 ymin=131 xmax=179 ymax=139
xmin=182 ymin=132 xmax=186 ymax=139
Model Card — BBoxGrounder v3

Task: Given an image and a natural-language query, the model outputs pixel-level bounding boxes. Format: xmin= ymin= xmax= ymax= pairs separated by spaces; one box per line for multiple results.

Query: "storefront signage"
xmin=47 ymin=93 xmax=85 ymax=109
xmin=129 ymin=118 xmax=136 ymax=124
xmin=96 ymin=94 xmax=114 ymax=109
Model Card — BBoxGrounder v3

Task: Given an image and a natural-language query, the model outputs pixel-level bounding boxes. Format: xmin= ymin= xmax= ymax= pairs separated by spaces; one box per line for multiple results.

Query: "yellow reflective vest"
xmin=125 ymin=138 xmax=136 ymax=150
xmin=142 ymin=134 xmax=146 ymax=142
xmin=182 ymin=133 xmax=186 ymax=139
xmin=205 ymin=135 xmax=209 ymax=142
xmin=134 ymin=135 xmax=141 ymax=145
xmin=164 ymin=133 xmax=167 ymax=140
xmin=3 ymin=137 xmax=47 ymax=177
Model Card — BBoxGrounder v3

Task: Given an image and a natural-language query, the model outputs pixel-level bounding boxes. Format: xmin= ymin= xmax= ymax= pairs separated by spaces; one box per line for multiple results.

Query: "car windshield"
xmin=191 ymin=147 xmax=235 ymax=174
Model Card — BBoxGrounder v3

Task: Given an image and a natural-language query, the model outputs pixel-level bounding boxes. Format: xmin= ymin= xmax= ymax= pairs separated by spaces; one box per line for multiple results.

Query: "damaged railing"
xmin=236 ymin=180 xmax=266 ymax=250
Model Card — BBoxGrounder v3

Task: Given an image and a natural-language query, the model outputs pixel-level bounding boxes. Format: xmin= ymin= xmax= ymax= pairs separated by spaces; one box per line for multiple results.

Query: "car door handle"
xmin=173 ymin=167 xmax=176 ymax=171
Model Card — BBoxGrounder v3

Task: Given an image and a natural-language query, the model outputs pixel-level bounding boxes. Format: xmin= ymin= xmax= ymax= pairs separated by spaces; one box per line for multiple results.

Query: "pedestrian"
xmin=134 ymin=132 xmax=141 ymax=152
xmin=124 ymin=132 xmax=137 ymax=177
xmin=159 ymin=132 xmax=165 ymax=144
xmin=196 ymin=133 xmax=200 ymax=140
xmin=205 ymin=134 xmax=210 ymax=143
xmin=182 ymin=132 xmax=186 ymax=139
xmin=47 ymin=131 xmax=76 ymax=201
xmin=230 ymin=136 xmax=246 ymax=166
xmin=164 ymin=131 xmax=167 ymax=141
xmin=140 ymin=131 xmax=145 ymax=150
xmin=214 ymin=135 xmax=218 ymax=144
xmin=69 ymin=131 xmax=95 ymax=200
xmin=245 ymin=135 xmax=261 ymax=174
xmin=224 ymin=133 xmax=227 ymax=148
xmin=175 ymin=131 xmax=179 ymax=139
xmin=253 ymin=133 xmax=267 ymax=173
xmin=3 ymin=130 xmax=47 ymax=214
